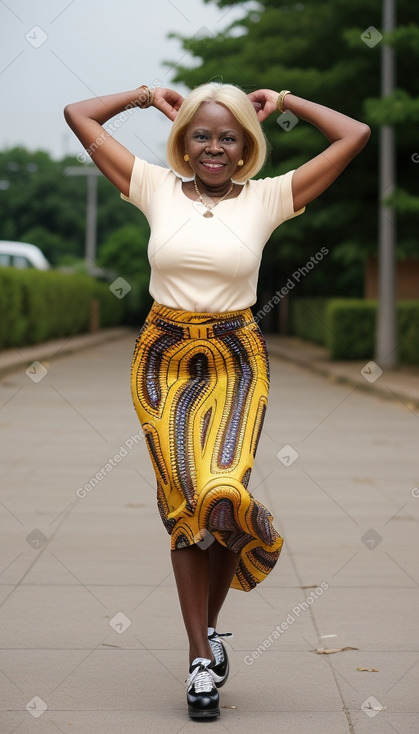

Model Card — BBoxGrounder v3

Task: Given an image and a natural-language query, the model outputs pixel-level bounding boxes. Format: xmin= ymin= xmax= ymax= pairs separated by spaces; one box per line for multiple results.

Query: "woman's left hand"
xmin=247 ymin=89 xmax=278 ymax=121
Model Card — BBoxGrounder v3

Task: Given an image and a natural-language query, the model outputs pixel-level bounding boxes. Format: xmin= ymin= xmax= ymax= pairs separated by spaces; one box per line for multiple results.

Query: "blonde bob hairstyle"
xmin=166 ymin=83 xmax=267 ymax=184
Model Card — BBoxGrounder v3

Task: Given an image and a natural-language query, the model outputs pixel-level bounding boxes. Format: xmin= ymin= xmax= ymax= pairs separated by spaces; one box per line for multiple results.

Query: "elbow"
xmin=63 ymin=103 xmax=77 ymax=124
xmin=357 ymin=122 xmax=371 ymax=147
xmin=64 ymin=102 xmax=84 ymax=127
xmin=63 ymin=103 xmax=73 ymax=125
xmin=347 ymin=123 xmax=371 ymax=156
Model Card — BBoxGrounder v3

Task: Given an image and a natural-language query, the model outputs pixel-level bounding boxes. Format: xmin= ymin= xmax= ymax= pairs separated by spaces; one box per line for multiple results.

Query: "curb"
xmin=266 ymin=338 xmax=419 ymax=411
xmin=0 ymin=327 xmax=132 ymax=379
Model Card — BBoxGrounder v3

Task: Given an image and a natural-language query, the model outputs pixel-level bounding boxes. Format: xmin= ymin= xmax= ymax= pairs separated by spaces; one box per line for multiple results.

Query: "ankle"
xmin=189 ymin=643 xmax=214 ymax=666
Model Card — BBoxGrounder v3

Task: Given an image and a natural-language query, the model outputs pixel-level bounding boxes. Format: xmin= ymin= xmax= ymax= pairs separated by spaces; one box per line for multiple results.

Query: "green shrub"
xmin=326 ymin=299 xmax=377 ymax=360
xmin=398 ymin=302 xmax=419 ymax=365
xmin=0 ymin=269 xmax=26 ymax=347
xmin=290 ymin=298 xmax=419 ymax=364
xmin=290 ymin=298 xmax=329 ymax=345
xmin=0 ymin=269 xmax=125 ymax=350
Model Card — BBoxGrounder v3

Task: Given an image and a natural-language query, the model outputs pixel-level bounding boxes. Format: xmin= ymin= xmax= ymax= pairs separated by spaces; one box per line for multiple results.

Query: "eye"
xmin=223 ymin=136 xmax=235 ymax=143
xmin=194 ymin=133 xmax=207 ymax=141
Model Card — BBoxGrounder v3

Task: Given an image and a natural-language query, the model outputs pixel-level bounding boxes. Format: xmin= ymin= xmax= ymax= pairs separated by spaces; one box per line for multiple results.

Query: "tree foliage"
xmin=98 ymin=222 xmax=153 ymax=324
xmin=167 ymin=0 xmax=419 ymax=301
xmin=0 ymin=147 xmax=148 ymax=269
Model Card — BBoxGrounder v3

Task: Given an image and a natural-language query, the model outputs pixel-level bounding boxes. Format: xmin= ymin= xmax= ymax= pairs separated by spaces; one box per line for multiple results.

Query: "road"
xmin=0 ymin=333 xmax=418 ymax=733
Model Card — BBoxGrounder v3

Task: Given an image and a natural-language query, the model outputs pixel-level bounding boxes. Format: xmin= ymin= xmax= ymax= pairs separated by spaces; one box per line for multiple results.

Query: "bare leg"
xmin=171 ymin=544 xmax=213 ymax=665
xmin=171 ymin=540 xmax=240 ymax=664
xmin=207 ymin=541 xmax=241 ymax=630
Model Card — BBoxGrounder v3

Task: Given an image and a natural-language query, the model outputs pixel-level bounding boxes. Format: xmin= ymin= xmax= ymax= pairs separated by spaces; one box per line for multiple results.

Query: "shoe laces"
xmin=187 ymin=663 xmax=216 ymax=693
xmin=209 ymin=631 xmax=233 ymax=666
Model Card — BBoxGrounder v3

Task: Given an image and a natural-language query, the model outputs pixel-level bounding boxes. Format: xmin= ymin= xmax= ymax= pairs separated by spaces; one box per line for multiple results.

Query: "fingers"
xmin=248 ymin=97 xmax=264 ymax=110
xmin=152 ymin=88 xmax=184 ymax=120
xmin=257 ymin=110 xmax=270 ymax=122
xmin=248 ymin=91 xmax=269 ymax=119
xmin=157 ymin=101 xmax=177 ymax=121
xmin=173 ymin=92 xmax=185 ymax=108
xmin=250 ymin=96 xmax=278 ymax=122
xmin=155 ymin=99 xmax=180 ymax=121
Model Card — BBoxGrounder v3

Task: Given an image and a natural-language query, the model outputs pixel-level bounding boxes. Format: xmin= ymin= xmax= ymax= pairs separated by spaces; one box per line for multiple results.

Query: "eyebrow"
xmin=193 ymin=128 xmax=238 ymax=135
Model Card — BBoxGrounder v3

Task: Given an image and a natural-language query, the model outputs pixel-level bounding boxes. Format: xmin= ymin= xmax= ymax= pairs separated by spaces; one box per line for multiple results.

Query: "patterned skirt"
xmin=130 ymin=301 xmax=283 ymax=591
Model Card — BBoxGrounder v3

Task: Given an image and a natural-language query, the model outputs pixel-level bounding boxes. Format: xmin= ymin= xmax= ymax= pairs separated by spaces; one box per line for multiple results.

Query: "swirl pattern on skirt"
xmin=130 ymin=301 xmax=283 ymax=591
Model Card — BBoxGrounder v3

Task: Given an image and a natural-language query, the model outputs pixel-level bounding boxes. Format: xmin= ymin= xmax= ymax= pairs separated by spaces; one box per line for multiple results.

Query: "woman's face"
xmin=184 ymin=101 xmax=246 ymax=186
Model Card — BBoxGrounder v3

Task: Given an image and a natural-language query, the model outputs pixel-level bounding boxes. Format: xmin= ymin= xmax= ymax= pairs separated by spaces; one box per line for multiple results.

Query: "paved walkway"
xmin=267 ymin=335 xmax=419 ymax=408
xmin=0 ymin=330 xmax=418 ymax=732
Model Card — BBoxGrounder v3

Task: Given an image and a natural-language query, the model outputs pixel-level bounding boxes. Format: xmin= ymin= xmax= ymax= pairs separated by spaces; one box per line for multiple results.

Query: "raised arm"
xmin=64 ymin=86 xmax=184 ymax=197
xmin=248 ymin=89 xmax=371 ymax=212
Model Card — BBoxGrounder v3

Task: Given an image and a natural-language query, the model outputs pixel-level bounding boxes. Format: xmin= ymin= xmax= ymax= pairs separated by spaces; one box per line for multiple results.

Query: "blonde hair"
xmin=166 ymin=83 xmax=267 ymax=183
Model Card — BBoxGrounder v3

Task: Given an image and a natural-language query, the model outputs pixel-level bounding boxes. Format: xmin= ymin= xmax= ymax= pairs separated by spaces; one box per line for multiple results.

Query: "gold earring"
xmin=237 ymin=159 xmax=244 ymax=167
xmin=184 ymin=154 xmax=190 ymax=162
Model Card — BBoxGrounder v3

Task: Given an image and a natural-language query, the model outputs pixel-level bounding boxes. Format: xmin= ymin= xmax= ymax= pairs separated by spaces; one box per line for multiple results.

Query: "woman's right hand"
xmin=151 ymin=87 xmax=184 ymax=121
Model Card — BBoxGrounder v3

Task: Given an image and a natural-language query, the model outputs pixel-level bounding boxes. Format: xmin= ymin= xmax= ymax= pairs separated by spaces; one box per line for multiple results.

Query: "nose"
xmin=205 ymin=138 xmax=223 ymax=154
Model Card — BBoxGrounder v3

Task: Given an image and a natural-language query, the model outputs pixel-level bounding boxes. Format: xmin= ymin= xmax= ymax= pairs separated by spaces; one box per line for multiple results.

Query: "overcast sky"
xmin=0 ymin=0 xmax=249 ymax=165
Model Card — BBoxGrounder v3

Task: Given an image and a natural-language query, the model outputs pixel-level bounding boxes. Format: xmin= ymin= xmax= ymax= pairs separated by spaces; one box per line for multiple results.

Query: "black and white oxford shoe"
xmin=186 ymin=657 xmax=220 ymax=719
xmin=208 ymin=630 xmax=233 ymax=688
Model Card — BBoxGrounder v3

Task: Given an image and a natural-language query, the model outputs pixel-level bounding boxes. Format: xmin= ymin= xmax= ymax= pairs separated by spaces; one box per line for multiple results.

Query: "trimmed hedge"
xmin=290 ymin=298 xmax=419 ymax=364
xmin=326 ymin=299 xmax=377 ymax=360
xmin=398 ymin=302 xmax=419 ymax=365
xmin=290 ymin=298 xmax=329 ymax=345
xmin=0 ymin=268 xmax=124 ymax=350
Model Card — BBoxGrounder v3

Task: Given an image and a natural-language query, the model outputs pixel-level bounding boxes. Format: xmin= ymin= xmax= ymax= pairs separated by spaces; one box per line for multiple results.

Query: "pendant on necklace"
xmin=203 ymin=210 xmax=213 ymax=218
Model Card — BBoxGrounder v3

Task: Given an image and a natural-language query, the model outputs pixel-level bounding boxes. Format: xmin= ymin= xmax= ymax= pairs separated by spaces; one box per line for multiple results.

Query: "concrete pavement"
xmin=267 ymin=334 xmax=419 ymax=408
xmin=0 ymin=330 xmax=418 ymax=732
xmin=0 ymin=327 xmax=132 ymax=378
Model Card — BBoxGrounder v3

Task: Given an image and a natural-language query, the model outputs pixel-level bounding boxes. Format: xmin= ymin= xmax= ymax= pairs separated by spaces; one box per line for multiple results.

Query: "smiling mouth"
xmin=201 ymin=161 xmax=226 ymax=170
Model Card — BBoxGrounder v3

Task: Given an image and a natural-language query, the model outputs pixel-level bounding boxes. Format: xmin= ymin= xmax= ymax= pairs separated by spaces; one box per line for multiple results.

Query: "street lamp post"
xmin=65 ymin=165 xmax=102 ymax=275
xmin=376 ymin=0 xmax=397 ymax=368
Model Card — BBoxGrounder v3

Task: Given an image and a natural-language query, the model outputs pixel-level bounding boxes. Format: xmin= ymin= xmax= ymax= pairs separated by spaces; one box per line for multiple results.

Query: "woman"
xmin=64 ymin=82 xmax=370 ymax=719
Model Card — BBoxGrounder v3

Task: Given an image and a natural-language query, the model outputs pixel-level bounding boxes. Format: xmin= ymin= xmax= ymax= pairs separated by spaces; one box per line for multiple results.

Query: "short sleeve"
xmin=250 ymin=170 xmax=305 ymax=229
xmin=120 ymin=156 xmax=171 ymax=215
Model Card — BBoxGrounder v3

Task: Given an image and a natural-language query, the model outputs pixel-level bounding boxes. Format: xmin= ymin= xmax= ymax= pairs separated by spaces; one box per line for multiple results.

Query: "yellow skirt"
xmin=130 ymin=301 xmax=283 ymax=591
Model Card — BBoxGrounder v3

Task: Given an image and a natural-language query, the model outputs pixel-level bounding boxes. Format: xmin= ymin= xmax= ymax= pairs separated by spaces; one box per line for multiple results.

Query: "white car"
xmin=0 ymin=241 xmax=51 ymax=270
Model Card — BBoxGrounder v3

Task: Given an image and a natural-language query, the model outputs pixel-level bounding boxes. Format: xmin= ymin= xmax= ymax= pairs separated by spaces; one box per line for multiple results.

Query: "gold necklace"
xmin=193 ymin=176 xmax=234 ymax=218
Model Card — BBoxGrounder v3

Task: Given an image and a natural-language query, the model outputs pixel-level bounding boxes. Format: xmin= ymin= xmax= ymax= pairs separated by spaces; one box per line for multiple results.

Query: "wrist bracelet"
xmin=138 ymin=84 xmax=152 ymax=109
xmin=276 ymin=90 xmax=291 ymax=113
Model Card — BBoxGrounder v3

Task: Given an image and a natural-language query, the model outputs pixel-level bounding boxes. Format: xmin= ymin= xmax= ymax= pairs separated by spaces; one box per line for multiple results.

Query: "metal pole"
xmin=376 ymin=0 xmax=397 ymax=367
xmin=64 ymin=166 xmax=101 ymax=276
xmin=85 ymin=172 xmax=98 ymax=275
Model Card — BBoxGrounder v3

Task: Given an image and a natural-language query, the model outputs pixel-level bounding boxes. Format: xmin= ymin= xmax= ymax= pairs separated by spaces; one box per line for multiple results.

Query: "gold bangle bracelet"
xmin=138 ymin=84 xmax=152 ymax=109
xmin=276 ymin=90 xmax=291 ymax=114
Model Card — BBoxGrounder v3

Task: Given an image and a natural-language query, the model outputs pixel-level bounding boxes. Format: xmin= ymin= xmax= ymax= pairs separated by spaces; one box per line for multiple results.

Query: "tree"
xmin=0 ymin=147 xmax=148 ymax=267
xmin=166 ymin=0 xmax=419 ymax=316
xmin=98 ymin=223 xmax=152 ymax=323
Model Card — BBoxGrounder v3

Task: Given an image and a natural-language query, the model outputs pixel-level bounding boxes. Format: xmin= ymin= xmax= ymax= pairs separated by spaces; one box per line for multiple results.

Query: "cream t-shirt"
xmin=121 ymin=157 xmax=305 ymax=313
